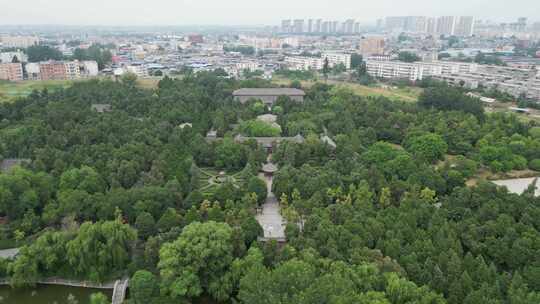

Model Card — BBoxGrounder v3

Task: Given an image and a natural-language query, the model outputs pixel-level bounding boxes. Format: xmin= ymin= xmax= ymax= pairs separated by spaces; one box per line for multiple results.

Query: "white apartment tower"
xmin=343 ymin=19 xmax=355 ymax=34
xmin=454 ymin=16 xmax=475 ymax=36
xmin=315 ymin=19 xmax=322 ymax=33
xmin=427 ymin=18 xmax=437 ymax=35
xmin=293 ymin=19 xmax=305 ymax=33
xmin=281 ymin=20 xmax=292 ymax=33
xmin=307 ymin=19 xmax=314 ymax=33
xmin=437 ymin=16 xmax=457 ymax=36
xmin=405 ymin=16 xmax=427 ymax=32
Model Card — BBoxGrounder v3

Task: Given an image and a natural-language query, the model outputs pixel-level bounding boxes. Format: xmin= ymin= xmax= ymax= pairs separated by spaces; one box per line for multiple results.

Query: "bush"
xmin=404 ymin=133 xmax=448 ymax=163
xmin=239 ymin=120 xmax=281 ymax=137
xmin=529 ymin=159 xmax=540 ymax=171
xmin=131 ymin=270 xmax=159 ymax=304
xmin=419 ymin=87 xmax=484 ymax=119
xmin=247 ymin=176 xmax=268 ymax=205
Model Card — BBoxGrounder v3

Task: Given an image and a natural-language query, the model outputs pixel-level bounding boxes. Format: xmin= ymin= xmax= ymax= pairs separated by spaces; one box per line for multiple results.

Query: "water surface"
xmin=0 ymin=285 xmax=112 ymax=304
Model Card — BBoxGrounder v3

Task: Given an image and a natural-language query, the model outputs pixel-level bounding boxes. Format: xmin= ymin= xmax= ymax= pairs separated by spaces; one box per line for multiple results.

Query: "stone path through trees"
xmin=256 ymin=162 xmax=286 ymax=241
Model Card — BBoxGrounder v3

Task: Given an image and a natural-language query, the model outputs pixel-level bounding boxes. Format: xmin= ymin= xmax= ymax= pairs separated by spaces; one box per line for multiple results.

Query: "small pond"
xmin=0 ymin=285 xmax=112 ymax=304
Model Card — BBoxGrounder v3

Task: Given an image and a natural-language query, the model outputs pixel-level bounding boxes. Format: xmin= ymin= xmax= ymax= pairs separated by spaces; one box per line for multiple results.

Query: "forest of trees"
xmin=398 ymin=51 xmax=421 ymax=63
xmin=8 ymin=43 xmax=112 ymax=68
xmin=72 ymin=44 xmax=113 ymax=69
xmin=223 ymin=45 xmax=256 ymax=56
xmin=0 ymin=72 xmax=538 ymax=303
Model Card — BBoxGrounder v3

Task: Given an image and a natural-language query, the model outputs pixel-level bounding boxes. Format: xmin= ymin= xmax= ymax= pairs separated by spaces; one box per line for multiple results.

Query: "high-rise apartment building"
xmin=293 ymin=19 xmax=305 ymax=33
xmin=517 ymin=17 xmax=528 ymax=31
xmin=331 ymin=21 xmax=339 ymax=33
xmin=354 ymin=22 xmax=361 ymax=34
xmin=405 ymin=16 xmax=427 ymax=32
xmin=454 ymin=16 xmax=475 ymax=36
xmin=385 ymin=16 xmax=407 ymax=31
xmin=315 ymin=19 xmax=322 ymax=33
xmin=307 ymin=19 xmax=314 ymax=33
xmin=343 ymin=19 xmax=355 ymax=34
xmin=427 ymin=18 xmax=437 ymax=35
xmin=321 ymin=21 xmax=330 ymax=33
xmin=385 ymin=16 xmax=426 ymax=32
xmin=376 ymin=19 xmax=384 ymax=29
xmin=384 ymin=15 xmax=478 ymax=36
xmin=281 ymin=20 xmax=292 ymax=33
xmin=437 ymin=16 xmax=456 ymax=36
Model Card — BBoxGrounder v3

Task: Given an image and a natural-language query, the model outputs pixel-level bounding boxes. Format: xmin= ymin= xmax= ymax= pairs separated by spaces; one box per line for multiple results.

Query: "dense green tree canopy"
xmin=72 ymin=44 xmax=112 ymax=69
xmin=398 ymin=51 xmax=421 ymax=62
xmin=26 ymin=45 xmax=64 ymax=62
xmin=404 ymin=132 xmax=448 ymax=163
xmin=158 ymin=221 xmax=234 ymax=301
xmin=130 ymin=270 xmax=159 ymax=304
xmin=0 ymin=71 xmax=539 ymax=303
xmin=239 ymin=119 xmax=281 ymax=137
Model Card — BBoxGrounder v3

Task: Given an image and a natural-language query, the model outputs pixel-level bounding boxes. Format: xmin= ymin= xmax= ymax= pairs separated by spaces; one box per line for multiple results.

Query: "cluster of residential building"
xmin=366 ymin=59 xmax=478 ymax=81
xmin=0 ymin=35 xmax=39 ymax=48
xmin=0 ymin=63 xmax=23 ymax=81
xmin=435 ymin=65 xmax=540 ymax=101
xmin=365 ymin=58 xmax=540 ymax=101
xmin=1 ymin=20 xmax=539 ymax=102
xmin=0 ymin=60 xmax=98 ymax=81
xmin=284 ymin=52 xmax=352 ymax=71
xmin=280 ymin=19 xmax=363 ymax=34
xmin=377 ymin=16 xmax=540 ymax=40
xmin=383 ymin=16 xmax=476 ymax=37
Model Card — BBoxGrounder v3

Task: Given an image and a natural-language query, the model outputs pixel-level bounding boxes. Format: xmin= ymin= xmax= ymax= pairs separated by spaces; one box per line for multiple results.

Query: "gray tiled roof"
xmin=91 ymin=104 xmax=112 ymax=113
xmin=233 ymin=88 xmax=305 ymax=96
xmin=0 ymin=159 xmax=30 ymax=172
xmin=262 ymin=163 xmax=278 ymax=173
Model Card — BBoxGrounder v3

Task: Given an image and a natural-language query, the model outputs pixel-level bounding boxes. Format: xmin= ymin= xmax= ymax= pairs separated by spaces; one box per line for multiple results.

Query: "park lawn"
xmin=137 ymin=77 xmax=162 ymax=89
xmin=0 ymin=80 xmax=74 ymax=102
xmin=485 ymin=102 xmax=540 ymax=124
xmin=271 ymin=76 xmax=422 ymax=102
xmin=137 ymin=76 xmax=185 ymax=89
xmin=466 ymin=167 xmax=539 ymax=187
xmin=328 ymin=81 xmax=423 ymax=102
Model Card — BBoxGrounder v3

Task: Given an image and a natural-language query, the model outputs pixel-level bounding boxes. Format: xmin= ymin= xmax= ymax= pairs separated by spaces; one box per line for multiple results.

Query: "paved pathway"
xmin=256 ymin=168 xmax=286 ymax=240
xmin=0 ymin=248 xmax=19 ymax=259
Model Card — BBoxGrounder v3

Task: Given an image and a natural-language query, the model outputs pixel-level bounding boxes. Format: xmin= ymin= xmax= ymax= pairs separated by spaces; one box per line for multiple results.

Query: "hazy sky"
xmin=1 ymin=0 xmax=538 ymax=26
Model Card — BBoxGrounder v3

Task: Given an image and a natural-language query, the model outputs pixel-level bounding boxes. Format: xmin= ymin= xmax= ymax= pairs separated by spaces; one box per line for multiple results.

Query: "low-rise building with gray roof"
xmin=233 ymin=88 xmax=305 ymax=105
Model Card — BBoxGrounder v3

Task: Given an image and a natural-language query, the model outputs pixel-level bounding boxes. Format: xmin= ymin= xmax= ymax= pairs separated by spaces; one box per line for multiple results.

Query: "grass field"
xmin=0 ymin=80 xmax=74 ymax=102
xmin=137 ymin=77 xmax=162 ymax=89
xmin=485 ymin=101 xmax=540 ymax=123
xmin=272 ymin=76 xmax=423 ymax=102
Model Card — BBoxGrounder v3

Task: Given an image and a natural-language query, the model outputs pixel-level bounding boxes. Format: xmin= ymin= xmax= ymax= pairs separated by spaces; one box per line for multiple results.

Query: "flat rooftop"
xmin=233 ymin=88 xmax=305 ymax=96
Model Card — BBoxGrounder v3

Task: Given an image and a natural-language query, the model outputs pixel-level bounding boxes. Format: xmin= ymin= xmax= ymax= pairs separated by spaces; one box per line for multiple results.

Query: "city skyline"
xmin=0 ymin=0 xmax=539 ymax=26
